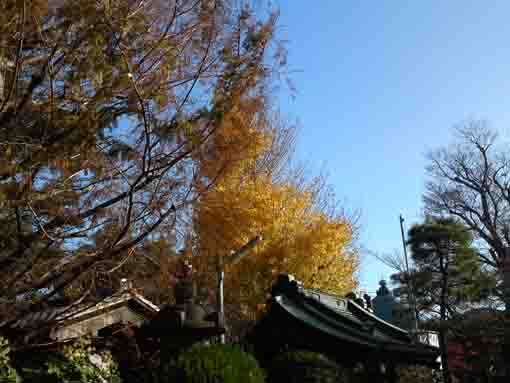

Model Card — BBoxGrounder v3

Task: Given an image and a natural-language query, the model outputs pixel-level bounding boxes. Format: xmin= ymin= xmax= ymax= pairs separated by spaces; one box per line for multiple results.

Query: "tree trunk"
xmin=439 ymin=317 xmax=451 ymax=383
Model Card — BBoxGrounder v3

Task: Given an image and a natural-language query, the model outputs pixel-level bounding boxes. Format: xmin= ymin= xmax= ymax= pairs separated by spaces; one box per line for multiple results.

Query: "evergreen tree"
xmin=391 ymin=217 xmax=495 ymax=383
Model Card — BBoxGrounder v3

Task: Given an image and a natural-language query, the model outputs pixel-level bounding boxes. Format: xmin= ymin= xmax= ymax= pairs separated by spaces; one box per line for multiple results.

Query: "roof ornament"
xmin=271 ymin=274 xmax=300 ymax=297
xmin=336 ymin=299 xmax=347 ymax=310
xmin=363 ymin=294 xmax=372 ymax=310
xmin=376 ymin=280 xmax=390 ymax=296
xmin=120 ymin=278 xmax=131 ymax=292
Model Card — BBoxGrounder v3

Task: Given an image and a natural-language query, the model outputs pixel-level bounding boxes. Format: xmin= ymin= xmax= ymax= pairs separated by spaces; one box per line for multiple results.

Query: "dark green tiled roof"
xmin=263 ymin=274 xmax=439 ymax=363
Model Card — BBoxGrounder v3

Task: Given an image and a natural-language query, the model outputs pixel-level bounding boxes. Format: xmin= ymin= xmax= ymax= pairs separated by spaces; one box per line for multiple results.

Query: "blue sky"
xmin=274 ymin=1 xmax=510 ymax=293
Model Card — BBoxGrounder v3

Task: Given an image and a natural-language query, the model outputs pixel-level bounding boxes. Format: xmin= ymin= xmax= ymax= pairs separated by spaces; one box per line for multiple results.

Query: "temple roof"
xmin=250 ymin=274 xmax=439 ymax=366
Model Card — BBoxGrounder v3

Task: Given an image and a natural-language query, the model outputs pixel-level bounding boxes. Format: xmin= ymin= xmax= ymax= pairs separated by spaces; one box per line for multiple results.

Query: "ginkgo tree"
xmin=193 ymin=117 xmax=359 ymax=331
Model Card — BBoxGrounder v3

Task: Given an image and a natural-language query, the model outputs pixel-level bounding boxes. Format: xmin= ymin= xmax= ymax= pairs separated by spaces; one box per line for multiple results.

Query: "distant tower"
xmin=372 ymin=280 xmax=396 ymax=323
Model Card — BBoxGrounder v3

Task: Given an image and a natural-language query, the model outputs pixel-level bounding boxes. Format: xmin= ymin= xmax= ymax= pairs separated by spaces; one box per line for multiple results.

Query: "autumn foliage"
xmin=0 ymin=0 xmax=359 ymax=343
xmin=0 ymin=0 xmax=286 ymax=332
xmin=193 ymin=112 xmax=359 ymax=322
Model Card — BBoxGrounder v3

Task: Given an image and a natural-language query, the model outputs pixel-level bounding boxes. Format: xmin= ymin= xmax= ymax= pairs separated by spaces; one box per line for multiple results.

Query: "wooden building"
xmin=248 ymin=274 xmax=440 ymax=381
xmin=3 ymin=279 xmax=160 ymax=344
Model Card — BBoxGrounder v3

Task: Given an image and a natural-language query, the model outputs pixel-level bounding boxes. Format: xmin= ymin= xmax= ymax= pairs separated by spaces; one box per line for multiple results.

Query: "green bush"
xmin=268 ymin=350 xmax=345 ymax=383
xmin=159 ymin=343 xmax=266 ymax=383
xmin=5 ymin=336 xmax=123 ymax=383
xmin=395 ymin=365 xmax=440 ymax=383
xmin=0 ymin=336 xmax=21 ymax=383
xmin=46 ymin=337 xmax=122 ymax=383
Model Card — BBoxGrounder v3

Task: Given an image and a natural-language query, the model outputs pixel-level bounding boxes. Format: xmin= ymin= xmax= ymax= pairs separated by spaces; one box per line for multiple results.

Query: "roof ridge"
xmin=347 ymin=299 xmax=410 ymax=336
xmin=299 ymin=283 xmax=410 ymax=336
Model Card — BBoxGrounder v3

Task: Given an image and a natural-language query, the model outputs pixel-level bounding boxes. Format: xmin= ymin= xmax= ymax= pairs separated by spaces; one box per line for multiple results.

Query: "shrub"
xmin=395 ymin=365 xmax=440 ymax=383
xmin=159 ymin=343 xmax=266 ymax=383
xmin=46 ymin=336 xmax=122 ymax=383
xmin=268 ymin=350 xmax=345 ymax=383
xmin=0 ymin=336 xmax=21 ymax=383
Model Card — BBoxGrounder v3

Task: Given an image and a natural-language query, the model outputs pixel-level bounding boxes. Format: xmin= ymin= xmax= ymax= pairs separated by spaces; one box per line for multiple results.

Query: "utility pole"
xmin=504 ymin=248 xmax=510 ymax=314
xmin=217 ymin=235 xmax=263 ymax=344
xmin=399 ymin=215 xmax=418 ymax=335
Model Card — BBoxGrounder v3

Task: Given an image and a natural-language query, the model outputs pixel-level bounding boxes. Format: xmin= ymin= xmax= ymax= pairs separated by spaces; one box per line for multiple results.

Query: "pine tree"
xmin=392 ymin=217 xmax=495 ymax=383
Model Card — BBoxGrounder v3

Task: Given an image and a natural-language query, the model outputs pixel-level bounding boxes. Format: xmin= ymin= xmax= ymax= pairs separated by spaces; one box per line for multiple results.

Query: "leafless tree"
xmin=424 ymin=120 xmax=510 ymax=301
xmin=424 ymin=119 xmax=510 ymax=376
xmin=371 ymin=249 xmax=408 ymax=274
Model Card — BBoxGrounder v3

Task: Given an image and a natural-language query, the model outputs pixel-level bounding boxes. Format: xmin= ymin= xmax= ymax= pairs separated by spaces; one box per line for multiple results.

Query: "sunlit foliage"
xmin=194 ymin=119 xmax=359 ymax=319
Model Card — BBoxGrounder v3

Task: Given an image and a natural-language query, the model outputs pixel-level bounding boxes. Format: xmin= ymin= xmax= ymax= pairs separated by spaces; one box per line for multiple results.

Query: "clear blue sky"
xmin=275 ymin=1 xmax=510 ymax=293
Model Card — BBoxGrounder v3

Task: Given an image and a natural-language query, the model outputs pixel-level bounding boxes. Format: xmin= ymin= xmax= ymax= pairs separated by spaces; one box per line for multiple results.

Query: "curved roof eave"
xmin=274 ymin=295 xmax=378 ymax=349
xmin=273 ymin=293 xmax=439 ymax=360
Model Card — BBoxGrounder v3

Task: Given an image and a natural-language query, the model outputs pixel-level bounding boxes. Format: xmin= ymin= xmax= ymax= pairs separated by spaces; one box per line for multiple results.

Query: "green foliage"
xmin=392 ymin=217 xmax=496 ymax=317
xmin=395 ymin=365 xmax=440 ymax=383
xmin=46 ymin=337 xmax=121 ymax=383
xmin=160 ymin=343 xmax=265 ymax=383
xmin=392 ymin=217 xmax=497 ymax=383
xmin=0 ymin=336 xmax=21 ymax=383
xmin=268 ymin=350 xmax=345 ymax=383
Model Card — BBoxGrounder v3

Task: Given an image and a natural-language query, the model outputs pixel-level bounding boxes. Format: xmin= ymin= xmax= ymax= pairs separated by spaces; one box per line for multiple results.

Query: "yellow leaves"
xmin=195 ymin=171 xmax=359 ymax=319
xmin=198 ymin=96 xmax=273 ymax=180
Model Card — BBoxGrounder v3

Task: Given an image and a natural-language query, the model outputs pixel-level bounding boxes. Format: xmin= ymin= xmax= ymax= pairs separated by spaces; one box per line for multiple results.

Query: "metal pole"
xmin=503 ymin=248 xmax=510 ymax=378
xmin=400 ymin=215 xmax=418 ymax=334
xmin=217 ymin=254 xmax=225 ymax=344
xmin=216 ymin=235 xmax=263 ymax=345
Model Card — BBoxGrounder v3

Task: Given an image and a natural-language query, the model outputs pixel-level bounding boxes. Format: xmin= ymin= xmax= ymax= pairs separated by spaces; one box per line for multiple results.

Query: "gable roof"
xmin=6 ymin=289 xmax=159 ymax=332
xmin=250 ymin=274 xmax=440 ymax=366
